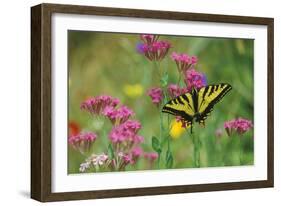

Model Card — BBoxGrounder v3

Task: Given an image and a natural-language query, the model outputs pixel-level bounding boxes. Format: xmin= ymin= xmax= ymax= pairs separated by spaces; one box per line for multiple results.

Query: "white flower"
xmin=79 ymin=162 xmax=90 ymax=172
xmin=90 ymin=153 xmax=108 ymax=166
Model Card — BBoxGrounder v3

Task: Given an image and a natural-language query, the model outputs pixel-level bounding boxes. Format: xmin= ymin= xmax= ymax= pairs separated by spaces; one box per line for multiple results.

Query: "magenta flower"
xmin=138 ymin=39 xmax=171 ymax=61
xmin=167 ymin=84 xmax=188 ymax=98
xmin=122 ymin=153 xmax=135 ymax=165
xmin=122 ymin=147 xmax=143 ymax=166
xmin=144 ymin=152 xmax=158 ymax=162
xmin=69 ymin=131 xmax=97 ymax=153
xmin=224 ymin=118 xmax=253 ymax=136
xmin=80 ymin=95 xmax=120 ymax=116
xmin=117 ymin=151 xmax=138 ymax=168
xmin=132 ymin=147 xmax=143 ymax=158
xmin=103 ymin=105 xmax=134 ymax=125
xmin=171 ymin=52 xmax=198 ymax=74
xmin=184 ymin=69 xmax=207 ymax=92
xmin=148 ymin=41 xmax=171 ymax=61
xmin=108 ymin=120 xmax=142 ymax=144
xmin=119 ymin=146 xmax=143 ymax=167
xmin=147 ymin=87 xmax=163 ymax=106
xmin=140 ymin=34 xmax=159 ymax=44
xmin=133 ymin=135 xmax=144 ymax=143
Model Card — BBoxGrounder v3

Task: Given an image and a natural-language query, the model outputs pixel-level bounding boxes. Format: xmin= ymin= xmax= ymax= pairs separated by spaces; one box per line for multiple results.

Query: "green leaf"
xmin=108 ymin=144 xmax=115 ymax=159
xmin=160 ymin=73 xmax=169 ymax=87
xmin=166 ymin=151 xmax=173 ymax=169
xmin=152 ymin=136 xmax=162 ymax=154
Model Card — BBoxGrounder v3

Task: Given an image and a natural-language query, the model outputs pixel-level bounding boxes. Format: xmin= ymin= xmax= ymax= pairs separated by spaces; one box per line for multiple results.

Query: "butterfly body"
xmin=162 ymin=83 xmax=232 ymax=132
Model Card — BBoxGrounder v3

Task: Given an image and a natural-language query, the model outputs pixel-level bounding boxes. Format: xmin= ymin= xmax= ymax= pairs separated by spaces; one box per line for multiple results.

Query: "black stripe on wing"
xmin=162 ymin=99 xmax=193 ymax=123
xmin=198 ymin=83 xmax=232 ymax=122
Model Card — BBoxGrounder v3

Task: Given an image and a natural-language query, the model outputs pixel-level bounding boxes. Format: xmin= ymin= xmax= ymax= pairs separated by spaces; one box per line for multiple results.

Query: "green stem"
xmin=157 ymin=153 xmax=161 ymax=169
xmin=238 ymin=136 xmax=243 ymax=165
xmin=191 ymin=131 xmax=201 ymax=168
xmin=153 ymin=61 xmax=162 ymax=79
xmin=177 ymin=73 xmax=182 ymax=85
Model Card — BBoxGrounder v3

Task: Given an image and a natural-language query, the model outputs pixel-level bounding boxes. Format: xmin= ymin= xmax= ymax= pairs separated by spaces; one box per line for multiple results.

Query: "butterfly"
xmin=162 ymin=83 xmax=232 ymax=133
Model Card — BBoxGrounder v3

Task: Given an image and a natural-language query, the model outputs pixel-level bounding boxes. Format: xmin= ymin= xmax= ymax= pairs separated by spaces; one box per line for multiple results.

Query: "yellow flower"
xmin=123 ymin=84 xmax=144 ymax=98
xmin=170 ymin=119 xmax=187 ymax=139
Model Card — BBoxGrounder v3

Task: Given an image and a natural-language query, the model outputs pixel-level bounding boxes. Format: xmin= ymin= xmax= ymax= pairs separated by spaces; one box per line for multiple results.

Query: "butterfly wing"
xmin=197 ymin=83 xmax=232 ymax=124
xmin=162 ymin=93 xmax=195 ymax=125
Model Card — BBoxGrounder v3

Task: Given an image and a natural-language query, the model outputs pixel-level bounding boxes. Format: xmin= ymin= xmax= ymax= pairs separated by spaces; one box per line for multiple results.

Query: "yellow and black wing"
xmin=197 ymin=83 xmax=232 ymax=124
xmin=162 ymin=93 xmax=195 ymax=125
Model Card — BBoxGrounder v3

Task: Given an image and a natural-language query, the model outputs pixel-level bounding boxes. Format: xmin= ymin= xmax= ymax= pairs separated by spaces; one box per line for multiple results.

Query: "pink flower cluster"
xmin=75 ymin=93 xmax=162 ymax=172
xmin=147 ymin=87 xmax=163 ymax=106
xmin=80 ymin=95 xmax=119 ymax=116
xmin=171 ymin=52 xmax=198 ymax=73
xmin=167 ymin=84 xmax=188 ymax=99
xmin=109 ymin=120 xmax=143 ymax=144
xmin=103 ymin=105 xmax=134 ymax=125
xmin=137 ymin=34 xmax=171 ymax=61
xmin=108 ymin=119 xmax=146 ymax=169
xmin=185 ymin=69 xmax=207 ymax=92
xmin=224 ymin=118 xmax=253 ymax=136
xmin=81 ymin=95 xmax=136 ymax=127
xmin=118 ymin=147 xmax=143 ymax=166
xmin=69 ymin=132 xmax=97 ymax=153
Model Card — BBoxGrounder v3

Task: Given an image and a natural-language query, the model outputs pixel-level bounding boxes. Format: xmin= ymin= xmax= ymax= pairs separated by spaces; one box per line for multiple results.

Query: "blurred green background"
xmin=68 ymin=31 xmax=254 ymax=173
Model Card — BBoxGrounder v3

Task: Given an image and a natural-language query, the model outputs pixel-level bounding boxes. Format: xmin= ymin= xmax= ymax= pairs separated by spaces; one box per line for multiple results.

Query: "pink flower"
xmin=171 ymin=52 xmax=198 ymax=73
xmin=184 ymin=69 xmax=207 ymax=92
xmin=133 ymin=135 xmax=144 ymax=143
xmin=224 ymin=118 xmax=253 ymax=136
xmin=140 ymin=34 xmax=159 ymax=45
xmin=69 ymin=132 xmax=97 ymax=153
xmin=132 ymin=147 xmax=143 ymax=158
xmin=122 ymin=154 xmax=135 ymax=164
xmin=144 ymin=152 xmax=158 ymax=162
xmin=108 ymin=120 xmax=142 ymax=144
xmin=80 ymin=95 xmax=120 ymax=116
xmin=119 ymin=147 xmax=143 ymax=167
xmin=167 ymin=84 xmax=188 ymax=98
xmin=103 ymin=105 xmax=134 ymax=125
xmin=138 ymin=40 xmax=171 ymax=61
xmin=147 ymin=87 xmax=163 ymax=106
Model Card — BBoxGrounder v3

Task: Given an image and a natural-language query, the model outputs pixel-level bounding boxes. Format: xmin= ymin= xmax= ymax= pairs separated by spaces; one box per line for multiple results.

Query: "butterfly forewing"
xmin=162 ymin=93 xmax=195 ymax=123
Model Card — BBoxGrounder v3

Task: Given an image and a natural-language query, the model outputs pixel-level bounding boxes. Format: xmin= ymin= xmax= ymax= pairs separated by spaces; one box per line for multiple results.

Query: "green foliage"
xmin=152 ymin=136 xmax=162 ymax=154
xmin=160 ymin=72 xmax=169 ymax=87
xmin=165 ymin=150 xmax=174 ymax=169
xmin=107 ymin=144 xmax=115 ymax=160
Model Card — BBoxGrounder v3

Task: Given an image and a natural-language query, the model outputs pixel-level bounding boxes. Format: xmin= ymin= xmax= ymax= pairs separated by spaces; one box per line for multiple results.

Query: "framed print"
xmin=31 ymin=3 xmax=274 ymax=202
